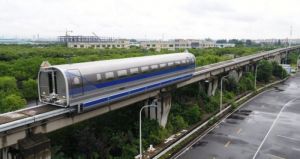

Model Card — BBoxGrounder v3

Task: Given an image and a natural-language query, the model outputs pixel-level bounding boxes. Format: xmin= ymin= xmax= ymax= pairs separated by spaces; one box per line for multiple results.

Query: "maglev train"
xmin=38 ymin=52 xmax=196 ymax=111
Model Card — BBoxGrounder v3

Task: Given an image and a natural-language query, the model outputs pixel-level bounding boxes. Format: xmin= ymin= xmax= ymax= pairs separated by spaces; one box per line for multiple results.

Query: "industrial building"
xmin=59 ymin=35 xmax=131 ymax=49
xmin=215 ymin=43 xmax=236 ymax=48
xmin=59 ymin=36 xmax=225 ymax=50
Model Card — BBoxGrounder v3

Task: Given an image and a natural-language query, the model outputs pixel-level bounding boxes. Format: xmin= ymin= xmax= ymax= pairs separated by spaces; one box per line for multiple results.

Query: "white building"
xmin=216 ymin=43 xmax=236 ymax=48
xmin=140 ymin=39 xmax=217 ymax=51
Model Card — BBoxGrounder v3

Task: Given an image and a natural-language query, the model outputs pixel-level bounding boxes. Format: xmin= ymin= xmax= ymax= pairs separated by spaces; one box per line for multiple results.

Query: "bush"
xmin=22 ymin=78 xmax=38 ymax=99
xmin=204 ymin=94 xmax=219 ymax=113
xmin=272 ymin=61 xmax=288 ymax=79
xmin=257 ymin=60 xmax=273 ymax=83
xmin=0 ymin=76 xmax=18 ymax=94
xmin=238 ymin=72 xmax=255 ymax=92
xmin=224 ymin=77 xmax=238 ymax=93
xmin=182 ymin=105 xmax=202 ymax=125
xmin=0 ymin=94 xmax=26 ymax=113
xmin=169 ymin=115 xmax=188 ymax=132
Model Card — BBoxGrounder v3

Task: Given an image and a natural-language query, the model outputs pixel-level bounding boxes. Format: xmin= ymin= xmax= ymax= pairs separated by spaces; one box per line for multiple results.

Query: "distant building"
xmin=59 ymin=35 xmax=131 ymax=49
xmin=252 ymin=39 xmax=300 ymax=45
xmin=67 ymin=40 xmax=130 ymax=49
xmin=216 ymin=43 xmax=235 ymax=48
xmin=60 ymin=36 xmax=239 ymax=50
xmin=140 ymin=39 xmax=217 ymax=51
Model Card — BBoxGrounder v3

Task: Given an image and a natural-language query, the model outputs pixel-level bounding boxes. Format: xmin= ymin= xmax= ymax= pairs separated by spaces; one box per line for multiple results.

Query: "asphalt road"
xmin=177 ymin=73 xmax=300 ymax=159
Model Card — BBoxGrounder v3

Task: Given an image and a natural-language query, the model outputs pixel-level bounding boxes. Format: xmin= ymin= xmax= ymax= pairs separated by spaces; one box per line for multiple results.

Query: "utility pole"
xmin=65 ymin=29 xmax=73 ymax=44
xmin=289 ymin=25 xmax=293 ymax=47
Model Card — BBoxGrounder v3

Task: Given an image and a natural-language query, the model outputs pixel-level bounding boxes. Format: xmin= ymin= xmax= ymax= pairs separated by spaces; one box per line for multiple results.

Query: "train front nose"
xmin=38 ymin=67 xmax=67 ymax=107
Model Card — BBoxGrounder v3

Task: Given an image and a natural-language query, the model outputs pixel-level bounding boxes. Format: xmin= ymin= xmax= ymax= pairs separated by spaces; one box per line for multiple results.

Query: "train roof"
xmin=48 ymin=52 xmax=195 ymax=75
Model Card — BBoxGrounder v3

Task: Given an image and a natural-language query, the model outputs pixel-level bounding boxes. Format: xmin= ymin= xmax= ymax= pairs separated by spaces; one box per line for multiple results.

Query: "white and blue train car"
xmin=38 ymin=53 xmax=196 ymax=111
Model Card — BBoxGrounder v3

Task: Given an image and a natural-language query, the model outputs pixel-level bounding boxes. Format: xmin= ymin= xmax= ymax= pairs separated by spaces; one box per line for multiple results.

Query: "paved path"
xmin=177 ymin=73 xmax=300 ymax=159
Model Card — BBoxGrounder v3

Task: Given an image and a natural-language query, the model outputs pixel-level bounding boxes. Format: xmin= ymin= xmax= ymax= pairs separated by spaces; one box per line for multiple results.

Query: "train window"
xmin=130 ymin=68 xmax=139 ymax=74
xmin=96 ymin=73 xmax=102 ymax=81
xmin=117 ymin=70 xmax=127 ymax=77
xmin=72 ymin=77 xmax=81 ymax=85
xmin=168 ymin=62 xmax=174 ymax=67
xmin=175 ymin=61 xmax=181 ymax=65
xmin=186 ymin=59 xmax=190 ymax=64
xmin=141 ymin=66 xmax=149 ymax=72
xmin=150 ymin=64 xmax=158 ymax=70
xmin=159 ymin=63 xmax=167 ymax=68
xmin=105 ymin=72 xmax=114 ymax=79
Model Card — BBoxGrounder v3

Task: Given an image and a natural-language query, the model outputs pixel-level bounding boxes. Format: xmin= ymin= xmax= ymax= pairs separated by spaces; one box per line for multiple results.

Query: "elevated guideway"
xmin=0 ymin=46 xmax=299 ymax=153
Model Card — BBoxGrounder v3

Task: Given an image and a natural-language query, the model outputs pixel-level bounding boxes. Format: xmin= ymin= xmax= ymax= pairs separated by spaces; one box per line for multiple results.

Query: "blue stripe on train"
xmin=69 ymin=64 xmax=195 ymax=95
xmin=82 ymin=74 xmax=192 ymax=108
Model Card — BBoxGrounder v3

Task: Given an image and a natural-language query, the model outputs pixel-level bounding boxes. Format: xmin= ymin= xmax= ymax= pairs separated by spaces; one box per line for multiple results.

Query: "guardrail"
xmin=0 ymin=106 xmax=75 ymax=133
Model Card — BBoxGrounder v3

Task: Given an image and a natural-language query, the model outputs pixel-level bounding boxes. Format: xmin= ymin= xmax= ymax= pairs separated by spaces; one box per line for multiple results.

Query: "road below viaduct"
xmin=177 ymin=73 xmax=300 ymax=159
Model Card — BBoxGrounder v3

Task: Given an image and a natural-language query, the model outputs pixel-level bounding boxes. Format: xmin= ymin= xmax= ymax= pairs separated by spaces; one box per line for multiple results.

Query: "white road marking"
xmin=237 ymin=128 xmax=242 ymax=134
xmin=268 ymin=153 xmax=286 ymax=159
xmin=252 ymin=98 xmax=297 ymax=159
xmin=292 ymin=147 xmax=300 ymax=152
xmin=277 ymin=135 xmax=300 ymax=142
xmin=224 ymin=141 xmax=231 ymax=148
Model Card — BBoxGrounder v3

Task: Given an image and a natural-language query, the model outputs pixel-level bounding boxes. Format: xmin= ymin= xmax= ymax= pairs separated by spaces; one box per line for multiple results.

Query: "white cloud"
xmin=0 ymin=0 xmax=299 ymax=39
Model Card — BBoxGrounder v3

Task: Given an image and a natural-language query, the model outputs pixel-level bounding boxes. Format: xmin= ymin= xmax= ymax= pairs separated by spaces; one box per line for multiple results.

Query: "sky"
xmin=0 ymin=0 xmax=299 ymax=39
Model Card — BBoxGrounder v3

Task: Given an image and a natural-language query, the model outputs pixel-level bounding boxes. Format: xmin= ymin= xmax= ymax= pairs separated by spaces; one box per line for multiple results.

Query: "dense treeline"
xmin=0 ymin=44 xmax=273 ymax=113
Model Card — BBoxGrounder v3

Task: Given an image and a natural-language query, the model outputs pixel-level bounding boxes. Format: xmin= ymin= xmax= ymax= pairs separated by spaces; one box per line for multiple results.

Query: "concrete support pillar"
xmin=1 ymin=147 xmax=12 ymax=159
xmin=145 ymin=92 xmax=172 ymax=128
xmin=250 ymin=65 xmax=255 ymax=72
xmin=238 ymin=70 xmax=243 ymax=80
xmin=211 ymin=78 xmax=218 ymax=96
xmin=207 ymin=81 xmax=213 ymax=96
xmin=198 ymin=82 xmax=205 ymax=93
xmin=245 ymin=65 xmax=250 ymax=72
xmin=18 ymin=134 xmax=51 ymax=159
xmin=159 ymin=93 xmax=172 ymax=128
xmin=274 ymin=55 xmax=281 ymax=64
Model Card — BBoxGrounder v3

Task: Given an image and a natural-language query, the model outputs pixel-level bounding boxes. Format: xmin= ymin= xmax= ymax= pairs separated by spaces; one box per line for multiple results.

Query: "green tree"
xmin=182 ymin=105 xmax=202 ymax=125
xmin=257 ymin=60 xmax=273 ymax=83
xmin=272 ymin=62 xmax=287 ymax=79
xmin=22 ymin=78 xmax=38 ymax=99
xmin=0 ymin=76 xmax=18 ymax=94
xmin=169 ymin=115 xmax=188 ymax=132
xmin=238 ymin=72 xmax=255 ymax=92
xmin=0 ymin=94 xmax=26 ymax=113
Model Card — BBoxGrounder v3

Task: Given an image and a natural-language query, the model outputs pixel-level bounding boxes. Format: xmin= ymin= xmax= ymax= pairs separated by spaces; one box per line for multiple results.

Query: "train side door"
xmin=67 ymin=69 xmax=84 ymax=97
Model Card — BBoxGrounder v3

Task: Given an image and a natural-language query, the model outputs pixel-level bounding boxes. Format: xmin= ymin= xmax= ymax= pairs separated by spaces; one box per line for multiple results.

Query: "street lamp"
xmin=139 ymin=104 xmax=157 ymax=159
xmin=220 ymin=75 xmax=229 ymax=112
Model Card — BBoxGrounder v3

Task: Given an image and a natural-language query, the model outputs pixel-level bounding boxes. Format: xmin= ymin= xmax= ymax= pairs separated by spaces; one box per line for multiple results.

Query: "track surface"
xmin=177 ymin=73 xmax=300 ymax=159
xmin=0 ymin=105 xmax=57 ymax=125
